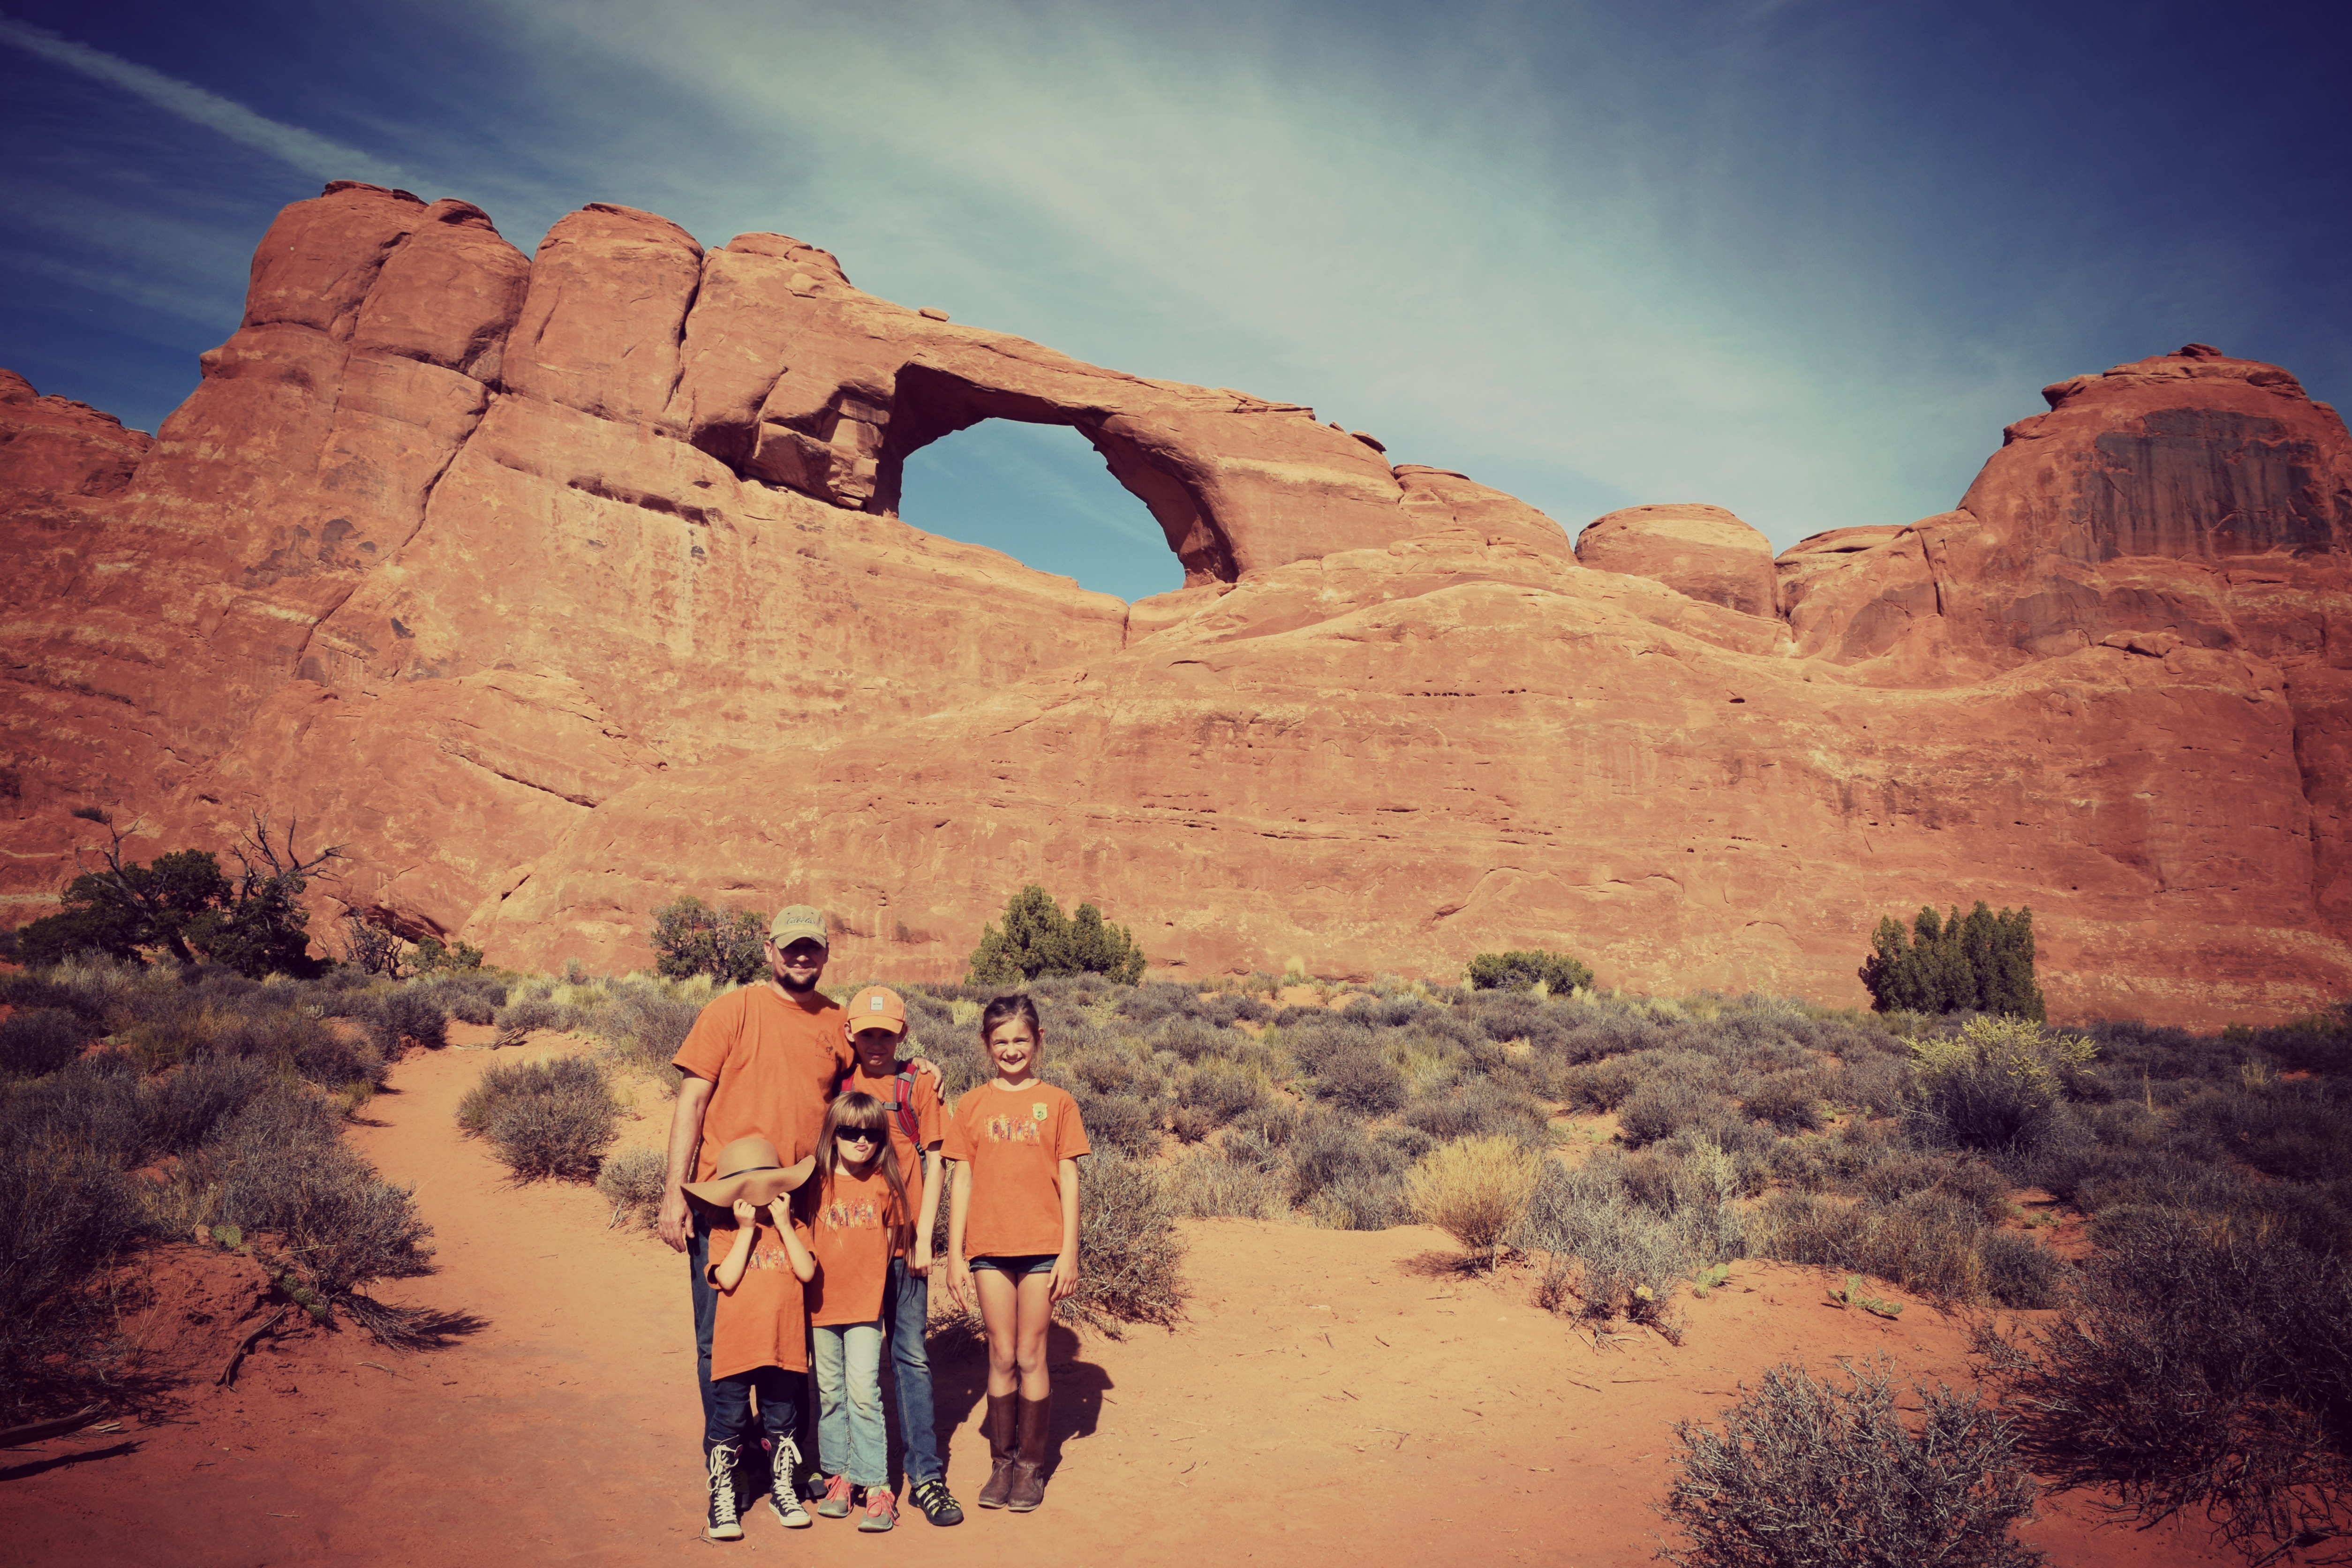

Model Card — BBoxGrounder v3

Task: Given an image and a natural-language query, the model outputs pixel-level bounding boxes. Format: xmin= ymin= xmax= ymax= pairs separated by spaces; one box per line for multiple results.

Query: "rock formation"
xmin=3 ymin=183 xmax=2347 ymax=1026
xmin=1576 ymin=504 xmax=1781 ymax=620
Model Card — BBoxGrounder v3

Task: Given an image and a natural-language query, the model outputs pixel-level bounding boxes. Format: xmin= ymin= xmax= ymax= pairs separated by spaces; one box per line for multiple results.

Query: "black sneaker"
xmin=766 ymin=1438 xmax=812 ymax=1529
xmin=704 ymin=1443 xmax=744 ymax=1541
xmin=910 ymin=1477 xmax=965 ymax=1526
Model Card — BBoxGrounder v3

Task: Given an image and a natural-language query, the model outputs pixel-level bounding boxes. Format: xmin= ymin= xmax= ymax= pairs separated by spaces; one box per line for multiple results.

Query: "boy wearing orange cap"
xmin=842 ymin=985 xmax=961 ymax=1528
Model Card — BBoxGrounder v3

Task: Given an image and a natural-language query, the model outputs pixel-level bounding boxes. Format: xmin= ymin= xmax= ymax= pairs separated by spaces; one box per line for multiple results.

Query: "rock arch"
xmin=657 ymin=228 xmax=1575 ymax=583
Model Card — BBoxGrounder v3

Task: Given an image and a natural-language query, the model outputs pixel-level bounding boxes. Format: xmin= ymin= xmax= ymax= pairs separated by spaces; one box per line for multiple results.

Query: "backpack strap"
xmin=892 ymin=1068 xmax=922 ymax=1145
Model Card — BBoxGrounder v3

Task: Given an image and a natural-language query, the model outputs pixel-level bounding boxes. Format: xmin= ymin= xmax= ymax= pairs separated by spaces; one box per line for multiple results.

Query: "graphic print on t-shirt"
xmin=742 ymin=1230 xmax=797 ymax=1272
xmin=986 ymin=1110 xmax=1044 ymax=1145
xmin=820 ymin=1197 xmax=882 ymax=1231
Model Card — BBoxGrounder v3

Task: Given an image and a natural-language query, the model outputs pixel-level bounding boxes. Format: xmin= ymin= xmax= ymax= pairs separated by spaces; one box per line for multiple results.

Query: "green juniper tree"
xmin=967 ymin=884 xmax=1146 ymax=986
xmin=1861 ymin=900 xmax=2043 ymax=1020
xmin=1466 ymin=948 xmax=1594 ymax=993
xmin=648 ymin=896 xmax=769 ymax=984
xmin=18 ymin=808 xmax=339 ymax=977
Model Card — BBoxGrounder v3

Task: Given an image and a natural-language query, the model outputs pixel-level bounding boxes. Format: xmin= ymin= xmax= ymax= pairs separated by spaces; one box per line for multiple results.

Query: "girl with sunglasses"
xmin=802 ymin=1091 xmax=914 ymax=1531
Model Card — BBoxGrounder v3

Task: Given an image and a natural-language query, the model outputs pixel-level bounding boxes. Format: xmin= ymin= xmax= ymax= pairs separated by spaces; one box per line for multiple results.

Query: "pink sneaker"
xmin=814 ymin=1472 xmax=856 ymax=1518
xmin=859 ymin=1487 xmax=897 ymax=1533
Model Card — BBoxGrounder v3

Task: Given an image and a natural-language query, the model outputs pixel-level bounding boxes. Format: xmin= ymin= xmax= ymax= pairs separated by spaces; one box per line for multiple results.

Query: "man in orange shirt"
xmin=658 ymin=903 xmax=941 ymax=1523
xmin=659 ymin=906 xmax=867 ymax=1512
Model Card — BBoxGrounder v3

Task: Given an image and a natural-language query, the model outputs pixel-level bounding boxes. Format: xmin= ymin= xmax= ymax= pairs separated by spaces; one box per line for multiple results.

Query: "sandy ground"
xmin=3 ymin=1037 xmax=2231 ymax=1567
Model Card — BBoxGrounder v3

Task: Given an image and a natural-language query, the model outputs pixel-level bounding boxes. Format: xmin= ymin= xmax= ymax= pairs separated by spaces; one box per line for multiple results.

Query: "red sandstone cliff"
xmin=3 ymin=183 xmax=2346 ymax=1025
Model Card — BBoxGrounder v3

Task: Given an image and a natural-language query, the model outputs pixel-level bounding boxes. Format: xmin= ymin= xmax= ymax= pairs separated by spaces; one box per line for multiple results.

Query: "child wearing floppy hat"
xmin=684 ymin=1135 xmax=816 ymax=1542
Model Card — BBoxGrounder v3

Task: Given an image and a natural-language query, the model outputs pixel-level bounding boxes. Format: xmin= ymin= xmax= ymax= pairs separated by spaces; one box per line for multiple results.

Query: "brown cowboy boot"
xmin=974 ymin=1393 xmax=1018 ymax=1508
xmin=1006 ymin=1395 xmax=1050 ymax=1512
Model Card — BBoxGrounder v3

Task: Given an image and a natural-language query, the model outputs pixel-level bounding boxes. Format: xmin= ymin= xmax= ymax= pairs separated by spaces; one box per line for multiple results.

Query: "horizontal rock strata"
xmin=3 ymin=187 xmax=2346 ymax=1025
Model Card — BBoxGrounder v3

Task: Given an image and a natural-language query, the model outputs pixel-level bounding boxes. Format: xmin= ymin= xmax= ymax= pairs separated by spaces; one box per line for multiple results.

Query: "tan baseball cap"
xmin=768 ymin=904 xmax=828 ymax=947
xmin=846 ymin=986 xmax=907 ymax=1036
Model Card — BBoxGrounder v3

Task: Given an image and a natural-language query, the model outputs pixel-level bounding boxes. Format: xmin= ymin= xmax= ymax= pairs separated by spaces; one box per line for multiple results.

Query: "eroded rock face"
xmin=2 ymin=190 xmax=2346 ymax=1025
xmin=0 ymin=370 xmax=151 ymax=499
xmin=1576 ymin=503 xmax=1780 ymax=619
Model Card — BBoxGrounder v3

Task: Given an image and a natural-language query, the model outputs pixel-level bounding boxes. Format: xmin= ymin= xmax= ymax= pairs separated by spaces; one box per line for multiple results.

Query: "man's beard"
xmin=776 ymin=968 xmax=821 ymax=994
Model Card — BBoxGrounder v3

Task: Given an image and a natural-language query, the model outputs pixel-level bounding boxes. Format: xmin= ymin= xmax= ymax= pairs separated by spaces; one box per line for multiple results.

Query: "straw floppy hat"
xmin=682 ymin=1136 xmax=816 ymax=1208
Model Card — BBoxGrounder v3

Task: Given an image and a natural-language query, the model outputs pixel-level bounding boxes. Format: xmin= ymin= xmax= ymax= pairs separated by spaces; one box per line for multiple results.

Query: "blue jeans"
xmin=813 ymin=1322 xmax=887 ymax=1487
xmin=882 ymin=1255 xmax=942 ymax=1483
xmin=707 ymin=1364 xmax=800 ymax=1456
xmin=689 ymin=1215 xmax=719 ymax=1434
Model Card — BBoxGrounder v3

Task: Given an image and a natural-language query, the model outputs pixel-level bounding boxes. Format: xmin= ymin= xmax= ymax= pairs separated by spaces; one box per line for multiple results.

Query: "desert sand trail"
xmin=4 ymin=1040 xmax=2223 ymax=1566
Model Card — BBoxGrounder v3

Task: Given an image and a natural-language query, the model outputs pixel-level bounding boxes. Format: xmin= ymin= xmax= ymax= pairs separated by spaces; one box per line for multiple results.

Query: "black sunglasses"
xmin=837 ymin=1129 xmax=882 ymax=1145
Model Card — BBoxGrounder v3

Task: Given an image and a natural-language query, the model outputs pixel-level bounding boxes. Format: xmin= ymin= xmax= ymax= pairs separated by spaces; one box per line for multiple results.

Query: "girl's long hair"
xmin=815 ymin=1091 xmax=911 ymax=1247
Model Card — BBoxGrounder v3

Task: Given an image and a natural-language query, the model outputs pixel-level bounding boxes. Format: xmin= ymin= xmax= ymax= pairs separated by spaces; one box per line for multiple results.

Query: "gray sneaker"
xmin=858 ymin=1487 xmax=897 ymax=1532
xmin=814 ymin=1473 xmax=856 ymax=1518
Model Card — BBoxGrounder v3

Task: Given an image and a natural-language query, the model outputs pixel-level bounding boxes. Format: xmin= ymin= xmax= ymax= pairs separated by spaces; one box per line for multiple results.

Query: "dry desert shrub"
xmin=1988 ymin=1207 xmax=2352 ymax=1564
xmin=1 ymin=1049 xmax=442 ymax=1417
xmin=1163 ymin=1148 xmax=1292 ymax=1220
xmin=586 ymin=980 xmax=703 ymax=1084
xmin=1742 ymin=1068 xmax=1826 ymax=1132
xmin=0 ymin=1115 xmax=145 ymax=1419
xmin=596 ymin=1145 xmax=669 ymax=1229
xmin=1515 ymin=1142 xmax=1751 ymax=1332
xmin=457 ymin=1055 xmax=618 ymax=1181
xmin=1659 ymin=1358 xmax=2043 ymax=1568
xmin=1400 ymin=1076 xmax=1548 ymax=1143
xmin=0 ymin=1006 xmax=91 ymax=1077
xmin=1405 ymin=1134 xmax=1539 ymax=1266
xmin=1747 ymin=1187 xmax=2059 ymax=1310
xmin=1063 ymin=1155 xmax=1187 ymax=1336
xmin=1313 ymin=1044 xmax=1405 ymax=1116
xmin=1907 ymin=1015 xmax=2096 ymax=1152
xmin=185 ymin=1083 xmax=436 ymax=1298
xmin=1285 ymin=1114 xmax=1404 ymax=1223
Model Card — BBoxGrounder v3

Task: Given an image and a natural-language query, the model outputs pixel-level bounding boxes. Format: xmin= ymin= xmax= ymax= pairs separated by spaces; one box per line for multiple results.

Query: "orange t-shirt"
xmin=704 ymin=1217 xmax=809 ymax=1380
xmin=940 ymin=1081 xmax=1090 ymax=1259
xmin=674 ymin=986 xmax=851 ymax=1176
xmin=803 ymin=1165 xmax=904 ymax=1327
xmin=847 ymin=1063 xmax=943 ymax=1254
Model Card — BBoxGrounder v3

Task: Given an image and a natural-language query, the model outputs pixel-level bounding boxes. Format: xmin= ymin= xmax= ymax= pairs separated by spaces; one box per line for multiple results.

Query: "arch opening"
xmin=873 ymin=363 xmax=1239 ymax=590
xmin=895 ymin=420 xmax=1183 ymax=603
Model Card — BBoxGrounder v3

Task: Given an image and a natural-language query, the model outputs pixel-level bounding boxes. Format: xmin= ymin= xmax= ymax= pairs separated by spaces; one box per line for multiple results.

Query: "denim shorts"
xmin=968 ymin=1253 xmax=1058 ymax=1277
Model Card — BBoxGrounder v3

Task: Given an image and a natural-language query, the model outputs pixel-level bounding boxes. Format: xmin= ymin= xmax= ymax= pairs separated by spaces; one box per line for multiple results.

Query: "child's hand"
xmin=767 ymin=1196 xmax=792 ymax=1229
xmin=1047 ymin=1251 xmax=1081 ymax=1304
xmin=946 ymin=1258 xmax=974 ymax=1312
xmin=732 ymin=1198 xmax=757 ymax=1224
xmin=910 ymin=1237 xmax=933 ymax=1277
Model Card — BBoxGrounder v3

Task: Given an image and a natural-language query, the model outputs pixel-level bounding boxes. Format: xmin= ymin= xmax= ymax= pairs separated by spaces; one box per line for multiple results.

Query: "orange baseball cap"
xmin=846 ymin=986 xmax=907 ymax=1036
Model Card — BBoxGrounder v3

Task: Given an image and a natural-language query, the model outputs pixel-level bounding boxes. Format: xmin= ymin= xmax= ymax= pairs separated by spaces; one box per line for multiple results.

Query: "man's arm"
xmin=656 ymin=1073 xmax=715 ymax=1253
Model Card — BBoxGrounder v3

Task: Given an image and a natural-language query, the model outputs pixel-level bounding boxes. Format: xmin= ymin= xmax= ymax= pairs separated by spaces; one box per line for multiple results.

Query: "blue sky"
xmin=3 ymin=1 xmax=2344 ymax=602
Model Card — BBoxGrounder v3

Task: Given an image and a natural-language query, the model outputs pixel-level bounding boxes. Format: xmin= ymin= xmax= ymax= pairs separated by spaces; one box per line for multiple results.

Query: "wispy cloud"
xmin=493 ymin=0 xmax=2014 ymax=547
xmin=0 ymin=15 xmax=402 ymax=185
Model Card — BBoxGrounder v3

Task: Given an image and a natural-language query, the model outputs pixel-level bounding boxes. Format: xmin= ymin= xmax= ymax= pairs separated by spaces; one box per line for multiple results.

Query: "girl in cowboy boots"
xmin=943 ymin=994 xmax=1090 ymax=1513
xmin=685 ymin=1136 xmax=816 ymax=1541
xmin=804 ymin=1091 xmax=915 ymax=1533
